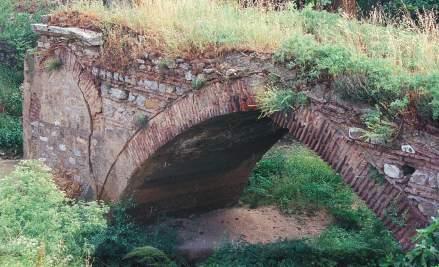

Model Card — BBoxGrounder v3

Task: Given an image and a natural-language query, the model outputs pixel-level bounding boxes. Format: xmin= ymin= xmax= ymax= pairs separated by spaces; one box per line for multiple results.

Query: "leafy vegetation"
xmin=0 ymin=0 xmax=49 ymax=70
xmin=0 ymin=114 xmax=23 ymax=155
xmin=204 ymin=143 xmax=401 ymax=266
xmin=0 ymin=161 xmax=179 ymax=266
xmin=0 ymin=161 xmax=109 ymax=266
xmin=256 ymin=86 xmax=308 ymax=117
xmin=0 ymin=65 xmax=23 ymax=155
xmin=0 ymin=65 xmax=22 ymax=116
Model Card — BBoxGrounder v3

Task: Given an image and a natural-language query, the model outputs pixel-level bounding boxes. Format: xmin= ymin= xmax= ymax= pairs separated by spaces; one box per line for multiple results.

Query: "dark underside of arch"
xmin=124 ymin=111 xmax=287 ymax=222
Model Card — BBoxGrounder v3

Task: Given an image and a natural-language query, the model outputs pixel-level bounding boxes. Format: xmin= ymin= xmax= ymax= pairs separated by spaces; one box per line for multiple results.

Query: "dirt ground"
xmin=0 ymin=160 xmax=18 ymax=178
xmin=164 ymin=206 xmax=331 ymax=262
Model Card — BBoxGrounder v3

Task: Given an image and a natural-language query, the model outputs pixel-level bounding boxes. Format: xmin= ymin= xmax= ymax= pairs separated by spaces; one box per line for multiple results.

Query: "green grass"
xmin=0 ymin=161 xmax=180 ymax=266
xmin=203 ymin=142 xmax=400 ymax=266
xmin=241 ymin=143 xmax=353 ymax=215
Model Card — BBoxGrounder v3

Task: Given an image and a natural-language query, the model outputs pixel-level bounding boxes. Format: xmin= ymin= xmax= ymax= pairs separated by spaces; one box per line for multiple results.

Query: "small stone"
xmin=176 ymin=58 xmax=185 ymax=63
xmin=143 ymin=53 xmax=149 ymax=59
xmin=136 ymin=95 xmax=147 ymax=107
xmin=139 ymin=64 xmax=146 ymax=70
xmin=136 ymin=59 xmax=145 ymax=64
xmin=384 ymin=164 xmax=402 ymax=179
xmin=110 ymin=88 xmax=129 ymax=100
xmin=128 ymin=93 xmax=137 ymax=102
xmin=39 ymin=136 xmax=48 ymax=142
xmin=225 ymin=68 xmax=238 ymax=77
xmin=401 ymin=144 xmax=415 ymax=154
xmin=59 ymin=144 xmax=67 ymax=151
xmin=348 ymin=127 xmax=365 ymax=140
xmin=203 ymin=68 xmax=215 ymax=74
xmin=185 ymin=71 xmax=193 ymax=81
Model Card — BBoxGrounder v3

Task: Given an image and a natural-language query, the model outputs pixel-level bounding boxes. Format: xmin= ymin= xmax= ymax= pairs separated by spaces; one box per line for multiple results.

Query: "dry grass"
xmin=57 ymin=0 xmax=439 ymax=74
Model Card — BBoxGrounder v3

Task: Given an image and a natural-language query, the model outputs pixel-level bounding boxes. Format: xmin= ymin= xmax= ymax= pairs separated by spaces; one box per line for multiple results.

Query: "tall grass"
xmin=63 ymin=0 xmax=439 ymax=73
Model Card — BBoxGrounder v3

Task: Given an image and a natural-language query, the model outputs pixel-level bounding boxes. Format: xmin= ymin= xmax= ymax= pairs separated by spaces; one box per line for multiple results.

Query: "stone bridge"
xmin=23 ymin=24 xmax=439 ymax=249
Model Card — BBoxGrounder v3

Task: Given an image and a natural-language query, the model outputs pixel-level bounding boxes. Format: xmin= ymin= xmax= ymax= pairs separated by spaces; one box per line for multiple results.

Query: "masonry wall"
xmin=24 ymin=23 xmax=439 ymax=248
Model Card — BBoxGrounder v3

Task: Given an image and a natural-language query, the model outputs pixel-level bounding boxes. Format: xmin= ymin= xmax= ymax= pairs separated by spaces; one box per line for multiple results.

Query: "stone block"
xmin=144 ymin=80 xmax=158 ymax=91
xmin=110 ymin=88 xmax=129 ymax=100
xmin=384 ymin=164 xmax=402 ymax=179
xmin=410 ymin=170 xmax=428 ymax=185
xmin=348 ymin=127 xmax=365 ymax=140
xmin=143 ymin=99 xmax=162 ymax=110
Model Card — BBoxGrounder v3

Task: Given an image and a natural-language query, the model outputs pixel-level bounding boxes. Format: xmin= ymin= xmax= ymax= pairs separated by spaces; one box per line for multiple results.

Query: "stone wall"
xmin=24 ymin=23 xmax=439 ymax=248
xmin=0 ymin=41 xmax=17 ymax=67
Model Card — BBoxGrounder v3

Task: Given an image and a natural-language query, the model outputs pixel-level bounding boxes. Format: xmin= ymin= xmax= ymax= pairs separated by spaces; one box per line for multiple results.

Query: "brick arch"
xmin=271 ymin=109 xmax=429 ymax=249
xmin=99 ymin=80 xmax=259 ymax=201
xmin=100 ymin=78 xmax=428 ymax=249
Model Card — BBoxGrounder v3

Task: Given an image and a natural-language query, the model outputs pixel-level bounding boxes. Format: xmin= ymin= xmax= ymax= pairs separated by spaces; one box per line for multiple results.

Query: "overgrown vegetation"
xmin=0 ymin=0 xmax=49 ymax=69
xmin=0 ymin=65 xmax=23 ymax=156
xmin=204 ymin=143 xmax=401 ymax=266
xmin=256 ymin=86 xmax=308 ymax=117
xmin=0 ymin=161 xmax=180 ymax=266
xmin=60 ymin=0 xmax=439 ymax=124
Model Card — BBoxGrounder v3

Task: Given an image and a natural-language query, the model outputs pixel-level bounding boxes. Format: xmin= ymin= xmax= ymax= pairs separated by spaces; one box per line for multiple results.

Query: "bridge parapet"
xmin=24 ymin=24 xmax=439 ymax=249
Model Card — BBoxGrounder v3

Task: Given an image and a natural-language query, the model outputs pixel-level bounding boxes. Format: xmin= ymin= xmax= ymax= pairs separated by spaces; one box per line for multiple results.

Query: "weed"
xmin=256 ymin=86 xmax=308 ymax=117
xmin=44 ymin=56 xmax=63 ymax=72
xmin=192 ymin=74 xmax=206 ymax=90
xmin=134 ymin=114 xmax=149 ymax=129
xmin=383 ymin=201 xmax=407 ymax=228
xmin=368 ymin=164 xmax=386 ymax=185
xmin=361 ymin=109 xmax=397 ymax=144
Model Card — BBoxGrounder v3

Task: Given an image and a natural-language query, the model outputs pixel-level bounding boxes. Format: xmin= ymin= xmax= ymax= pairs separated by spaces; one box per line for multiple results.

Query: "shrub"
xmin=393 ymin=213 xmax=439 ymax=267
xmin=123 ymin=246 xmax=174 ymax=267
xmin=0 ymin=65 xmax=22 ymax=116
xmin=89 ymin=201 xmax=178 ymax=266
xmin=0 ymin=0 xmax=49 ymax=70
xmin=256 ymin=86 xmax=308 ymax=117
xmin=44 ymin=57 xmax=63 ymax=72
xmin=0 ymin=114 xmax=23 ymax=154
xmin=0 ymin=161 xmax=109 ymax=266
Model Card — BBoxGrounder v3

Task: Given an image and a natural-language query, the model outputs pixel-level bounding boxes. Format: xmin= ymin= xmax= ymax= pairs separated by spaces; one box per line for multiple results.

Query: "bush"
xmin=389 ymin=213 xmax=439 ymax=267
xmin=0 ymin=161 xmax=179 ymax=266
xmin=0 ymin=0 xmax=49 ymax=69
xmin=90 ymin=201 xmax=179 ymax=267
xmin=0 ymin=65 xmax=22 ymax=116
xmin=256 ymin=86 xmax=308 ymax=117
xmin=0 ymin=161 xmax=109 ymax=266
xmin=0 ymin=114 xmax=23 ymax=154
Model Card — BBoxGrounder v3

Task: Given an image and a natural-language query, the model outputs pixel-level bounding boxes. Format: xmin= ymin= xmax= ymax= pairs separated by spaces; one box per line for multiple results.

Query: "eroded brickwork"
xmin=24 ymin=24 xmax=439 ymax=248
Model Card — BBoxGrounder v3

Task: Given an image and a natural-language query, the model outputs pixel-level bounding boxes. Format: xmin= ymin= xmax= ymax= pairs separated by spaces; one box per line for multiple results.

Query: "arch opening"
xmin=124 ymin=111 xmax=287 ymax=221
